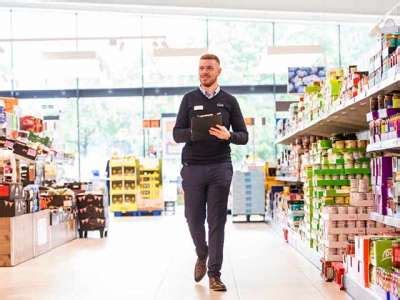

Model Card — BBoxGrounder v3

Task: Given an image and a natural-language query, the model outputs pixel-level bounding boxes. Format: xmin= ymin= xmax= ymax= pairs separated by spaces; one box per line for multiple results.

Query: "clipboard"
xmin=191 ymin=113 xmax=223 ymax=141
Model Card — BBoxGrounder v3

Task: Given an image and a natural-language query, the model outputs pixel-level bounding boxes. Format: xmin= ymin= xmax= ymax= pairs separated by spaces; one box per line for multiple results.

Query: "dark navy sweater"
xmin=173 ymin=88 xmax=248 ymax=165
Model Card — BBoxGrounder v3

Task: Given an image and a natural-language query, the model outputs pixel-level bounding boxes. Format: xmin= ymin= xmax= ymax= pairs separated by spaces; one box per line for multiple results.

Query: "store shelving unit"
xmin=275 ymin=176 xmax=302 ymax=183
xmin=367 ymin=139 xmax=400 ymax=152
xmin=343 ymin=275 xmax=380 ymax=300
xmin=274 ymin=67 xmax=400 ymax=299
xmin=277 ymin=68 xmax=400 ymax=145
xmin=369 ymin=211 xmax=400 ymax=228
xmin=270 ymin=216 xmax=321 ymax=270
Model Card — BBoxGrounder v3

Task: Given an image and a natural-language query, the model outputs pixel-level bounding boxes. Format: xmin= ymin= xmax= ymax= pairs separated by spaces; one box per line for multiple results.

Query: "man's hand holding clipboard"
xmin=209 ymin=125 xmax=231 ymax=141
xmin=190 ymin=113 xmax=230 ymax=141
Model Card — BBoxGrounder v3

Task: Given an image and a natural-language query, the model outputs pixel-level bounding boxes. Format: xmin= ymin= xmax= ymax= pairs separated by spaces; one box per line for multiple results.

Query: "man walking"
xmin=173 ymin=54 xmax=248 ymax=291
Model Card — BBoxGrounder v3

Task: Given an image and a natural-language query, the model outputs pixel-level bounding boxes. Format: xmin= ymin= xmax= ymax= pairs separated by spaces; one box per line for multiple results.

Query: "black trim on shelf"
xmin=0 ymin=84 xmax=287 ymax=99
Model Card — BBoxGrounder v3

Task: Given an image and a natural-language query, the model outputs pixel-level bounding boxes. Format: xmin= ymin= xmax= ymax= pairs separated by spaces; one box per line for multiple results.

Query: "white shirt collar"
xmin=199 ymin=85 xmax=220 ymax=99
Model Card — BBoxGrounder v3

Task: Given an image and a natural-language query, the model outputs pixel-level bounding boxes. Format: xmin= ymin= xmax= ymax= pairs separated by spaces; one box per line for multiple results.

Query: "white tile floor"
xmin=0 ymin=212 xmax=351 ymax=300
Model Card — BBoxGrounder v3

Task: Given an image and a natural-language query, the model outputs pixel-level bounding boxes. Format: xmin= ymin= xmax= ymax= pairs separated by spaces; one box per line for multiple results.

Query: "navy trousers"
xmin=181 ymin=162 xmax=233 ymax=277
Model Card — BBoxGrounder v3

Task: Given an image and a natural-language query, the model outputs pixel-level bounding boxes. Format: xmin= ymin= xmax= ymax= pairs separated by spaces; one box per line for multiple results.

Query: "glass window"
xmin=11 ymin=9 xmax=77 ymax=89
xmin=142 ymin=16 xmax=207 ymax=87
xmin=232 ymin=94 xmax=276 ymax=165
xmin=76 ymin=12 xmax=142 ymax=88
xmin=0 ymin=9 xmax=10 ymax=39
xmin=144 ymin=95 xmax=182 ymax=157
xmin=18 ymin=98 xmax=79 ymax=180
xmin=0 ymin=41 xmax=11 ymax=91
xmin=208 ymin=19 xmax=274 ymax=85
xmin=339 ymin=23 xmax=376 ymax=69
xmin=144 ymin=95 xmax=182 ymax=119
xmin=274 ymin=22 xmax=340 ymax=84
xmin=78 ymin=97 xmax=143 ymax=180
xmin=0 ymin=9 xmax=11 ymax=90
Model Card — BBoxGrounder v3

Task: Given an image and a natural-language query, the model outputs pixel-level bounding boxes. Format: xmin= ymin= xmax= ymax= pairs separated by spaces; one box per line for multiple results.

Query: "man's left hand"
xmin=209 ymin=125 xmax=231 ymax=140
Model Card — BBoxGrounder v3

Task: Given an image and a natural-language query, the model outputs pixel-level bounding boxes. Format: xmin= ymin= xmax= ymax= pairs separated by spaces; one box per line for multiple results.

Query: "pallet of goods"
xmin=232 ymin=168 xmax=265 ymax=222
xmin=137 ymin=159 xmax=163 ymax=213
xmin=109 ymin=156 xmax=139 ymax=213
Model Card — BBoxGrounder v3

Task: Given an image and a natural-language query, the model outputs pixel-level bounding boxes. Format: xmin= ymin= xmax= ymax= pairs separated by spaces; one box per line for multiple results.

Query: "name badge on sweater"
xmin=194 ymin=105 xmax=203 ymax=111
xmin=217 ymin=103 xmax=224 ymax=108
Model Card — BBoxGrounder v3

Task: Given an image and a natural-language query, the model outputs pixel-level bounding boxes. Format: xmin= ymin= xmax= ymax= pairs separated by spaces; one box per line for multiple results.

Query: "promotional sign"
xmin=288 ymin=67 xmax=326 ymax=93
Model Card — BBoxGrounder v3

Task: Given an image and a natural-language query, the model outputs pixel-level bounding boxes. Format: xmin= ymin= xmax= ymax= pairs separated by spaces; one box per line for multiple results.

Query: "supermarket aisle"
xmin=0 ymin=213 xmax=350 ymax=300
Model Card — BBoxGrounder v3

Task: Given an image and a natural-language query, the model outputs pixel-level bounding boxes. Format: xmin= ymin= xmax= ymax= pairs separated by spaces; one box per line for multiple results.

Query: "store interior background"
xmin=0 ymin=2 xmax=388 ymax=196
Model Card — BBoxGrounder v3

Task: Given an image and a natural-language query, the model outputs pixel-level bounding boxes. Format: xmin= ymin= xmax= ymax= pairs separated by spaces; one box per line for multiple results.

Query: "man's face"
xmin=199 ymin=59 xmax=221 ymax=88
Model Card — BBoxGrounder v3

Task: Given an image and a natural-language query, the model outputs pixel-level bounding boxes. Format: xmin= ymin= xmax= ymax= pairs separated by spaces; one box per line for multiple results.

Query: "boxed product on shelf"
xmin=23 ymin=184 xmax=39 ymax=213
xmin=39 ymin=188 xmax=76 ymax=209
xmin=50 ymin=207 xmax=76 ymax=226
xmin=0 ymin=183 xmax=27 ymax=217
xmin=341 ymin=65 xmax=369 ymax=101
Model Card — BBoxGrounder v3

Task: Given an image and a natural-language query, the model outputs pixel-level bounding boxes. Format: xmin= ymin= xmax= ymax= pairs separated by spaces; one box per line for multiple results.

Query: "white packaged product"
xmin=357 ymin=221 xmax=366 ymax=228
xmin=347 ymin=221 xmax=356 ymax=228
xmin=328 ymin=234 xmax=338 ymax=242
xmin=337 ymin=206 xmax=348 ymax=214
xmin=338 ymin=234 xmax=348 ymax=242
xmin=358 ymin=179 xmax=369 ymax=193
xmin=366 ymin=193 xmax=374 ymax=201
xmin=327 ymin=206 xmax=338 ymax=214
xmin=328 ymin=221 xmax=338 ymax=228
xmin=358 ymin=193 xmax=367 ymax=200
xmin=328 ymin=248 xmax=338 ymax=255
xmin=337 ymin=221 xmax=346 ymax=228
xmin=357 ymin=207 xmax=367 ymax=214
xmin=350 ymin=179 xmax=358 ymax=192
xmin=348 ymin=206 xmax=357 ymax=214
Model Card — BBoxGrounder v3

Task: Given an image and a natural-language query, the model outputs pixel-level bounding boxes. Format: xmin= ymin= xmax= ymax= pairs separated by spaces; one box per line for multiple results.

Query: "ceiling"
xmin=0 ymin=0 xmax=399 ymax=23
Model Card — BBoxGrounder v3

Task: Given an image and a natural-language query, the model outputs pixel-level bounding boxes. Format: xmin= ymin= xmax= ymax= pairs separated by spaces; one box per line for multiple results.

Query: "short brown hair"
xmin=200 ymin=53 xmax=220 ymax=65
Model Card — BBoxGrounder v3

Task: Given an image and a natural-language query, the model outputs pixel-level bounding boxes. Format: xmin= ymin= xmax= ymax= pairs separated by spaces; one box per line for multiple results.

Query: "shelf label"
xmin=4 ymin=141 xmax=13 ymax=149
xmin=27 ymin=148 xmax=36 ymax=157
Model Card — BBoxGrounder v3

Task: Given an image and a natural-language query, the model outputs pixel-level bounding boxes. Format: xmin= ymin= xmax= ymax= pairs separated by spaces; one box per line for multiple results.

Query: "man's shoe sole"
xmin=195 ymin=274 xmax=206 ymax=283
xmin=210 ymin=286 xmax=227 ymax=292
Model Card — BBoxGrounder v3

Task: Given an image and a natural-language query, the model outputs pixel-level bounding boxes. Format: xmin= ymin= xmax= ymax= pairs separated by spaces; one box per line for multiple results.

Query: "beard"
xmin=200 ymin=76 xmax=217 ymax=88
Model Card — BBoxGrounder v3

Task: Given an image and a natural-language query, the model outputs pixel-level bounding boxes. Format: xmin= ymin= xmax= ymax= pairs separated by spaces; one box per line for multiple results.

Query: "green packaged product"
xmin=319 ymin=140 xmax=332 ymax=150
xmin=371 ymin=239 xmax=394 ymax=268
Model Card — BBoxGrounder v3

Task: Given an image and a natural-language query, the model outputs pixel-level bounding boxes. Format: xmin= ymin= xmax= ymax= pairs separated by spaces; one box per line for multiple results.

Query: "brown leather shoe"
xmin=194 ymin=258 xmax=207 ymax=282
xmin=209 ymin=276 xmax=227 ymax=292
